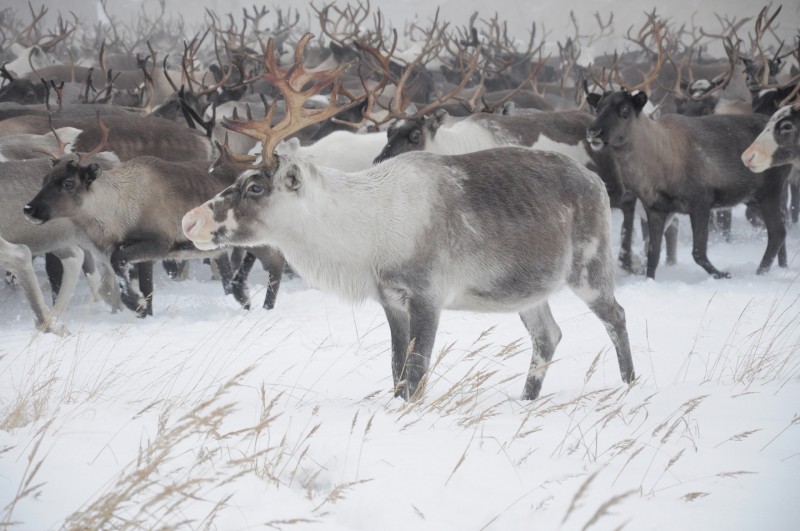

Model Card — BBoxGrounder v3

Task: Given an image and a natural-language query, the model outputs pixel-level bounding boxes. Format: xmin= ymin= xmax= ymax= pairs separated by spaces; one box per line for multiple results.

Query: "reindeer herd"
xmin=0 ymin=2 xmax=798 ymax=399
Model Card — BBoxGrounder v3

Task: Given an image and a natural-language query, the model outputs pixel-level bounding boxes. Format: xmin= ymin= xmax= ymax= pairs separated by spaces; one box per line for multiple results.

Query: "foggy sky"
xmin=0 ymin=0 xmax=797 ymax=57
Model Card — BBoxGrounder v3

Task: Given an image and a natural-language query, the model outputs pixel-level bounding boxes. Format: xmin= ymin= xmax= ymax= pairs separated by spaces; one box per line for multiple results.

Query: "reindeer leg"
xmin=569 ymin=236 xmax=635 ymax=389
xmin=587 ymin=296 xmax=635 ymax=384
xmin=49 ymin=247 xmax=83 ymax=320
xmin=380 ymin=285 xmax=440 ymax=401
xmin=519 ymin=302 xmax=562 ymax=400
xmin=228 ymin=251 xmax=256 ymax=309
xmin=790 ymin=171 xmax=799 ymax=224
xmin=617 ymin=195 xmax=637 ymax=273
xmin=644 ymin=207 xmax=667 ymax=279
xmin=403 ymin=295 xmax=441 ymax=401
xmin=214 ymin=252 xmax=234 ymax=294
xmin=252 ymin=247 xmax=286 ymax=310
xmin=664 ymin=215 xmax=679 ymax=265
xmin=0 ymin=239 xmax=66 ymax=335
xmin=689 ymin=205 xmax=729 ymax=278
xmin=45 ymin=252 xmax=63 ymax=303
xmin=755 ymin=183 xmax=788 ymax=273
xmin=138 ymin=262 xmax=154 ymax=316
xmin=381 ymin=301 xmax=410 ymax=397
xmin=110 ymin=240 xmax=169 ymax=317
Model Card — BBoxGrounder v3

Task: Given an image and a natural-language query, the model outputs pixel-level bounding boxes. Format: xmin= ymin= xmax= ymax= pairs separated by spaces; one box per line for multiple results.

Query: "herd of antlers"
xmin=1 ymin=2 xmax=798 ymax=159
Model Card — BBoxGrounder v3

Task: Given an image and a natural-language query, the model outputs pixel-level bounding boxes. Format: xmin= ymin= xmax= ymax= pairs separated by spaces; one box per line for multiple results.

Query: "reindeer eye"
xmin=248 ymin=183 xmax=263 ymax=194
xmin=779 ymin=121 xmax=795 ymax=134
xmin=62 ymin=179 xmax=75 ymax=190
xmin=620 ymin=106 xmax=631 ymax=118
xmin=409 ymin=130 xmax=421 ymax=143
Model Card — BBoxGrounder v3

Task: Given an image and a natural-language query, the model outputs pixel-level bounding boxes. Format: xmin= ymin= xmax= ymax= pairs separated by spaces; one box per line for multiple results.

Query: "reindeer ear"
xmin=84 ymin=163 xmax=102 ymax=185
xmin=283 ymin=167 xmax=301 ymax=192
xmin=429 ymin=109 xmax=449 ymax=131
xmin=585 ymin=93 xmax=602 ymax=110
xmin=500 ymin=101 xmax=515 ymax=115
xmin=286 ymin=137 xmax=301 ymax=152
xmin=631 ymin=91 xmax=648 ymax=113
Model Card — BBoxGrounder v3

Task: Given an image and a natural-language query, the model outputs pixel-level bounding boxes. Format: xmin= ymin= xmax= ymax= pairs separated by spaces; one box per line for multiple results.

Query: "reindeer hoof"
xmin=40 ymin=322 xmax=69 ymax=337
xmin=714 ymin=271 xmax=732 ymax=279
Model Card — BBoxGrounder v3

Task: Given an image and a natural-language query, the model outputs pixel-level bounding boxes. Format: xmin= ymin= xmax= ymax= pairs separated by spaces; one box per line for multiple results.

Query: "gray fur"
xmin=374 ymin=109 xmax=648 ymax=272
xmin=0 ymin=128 xmax=80 ymax=161
xmin=183 ymin=144 xmax=635 ymax=400
xmin=0 ymin=115 xmax=213 ymax=162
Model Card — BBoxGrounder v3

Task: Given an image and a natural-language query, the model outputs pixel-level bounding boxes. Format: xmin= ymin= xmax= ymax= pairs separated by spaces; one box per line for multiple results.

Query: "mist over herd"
xmin=0 ymin=2 xmax=799 ymax=527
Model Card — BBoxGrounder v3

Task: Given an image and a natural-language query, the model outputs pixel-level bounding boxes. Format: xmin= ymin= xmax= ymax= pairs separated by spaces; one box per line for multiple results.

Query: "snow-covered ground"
xmin=1 ymin=205 xmax=799 ymax=530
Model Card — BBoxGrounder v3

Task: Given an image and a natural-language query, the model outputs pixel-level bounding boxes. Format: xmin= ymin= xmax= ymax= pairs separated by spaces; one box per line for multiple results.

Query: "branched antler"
xmin=32 ymin=116 xmax=68 ymax=159
xmin=218 ymin=33 xmax=363 ymax=169
xmin=77 ymin=114 xmax=111 ymax=164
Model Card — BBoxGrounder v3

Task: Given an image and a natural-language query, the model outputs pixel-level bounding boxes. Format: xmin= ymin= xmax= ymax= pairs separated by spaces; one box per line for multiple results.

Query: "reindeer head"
xmin=742 ymin=103 xmax=800 ymax=172
xmin=183 ymin=33 xmax=362 ymax=250
xmin=585 ymin=90 xmax=649 ymax=151
xmin=24 ymin=116 xmax=113 ymax=224
xmin=373 ymin=109 xmax=449 ymax=163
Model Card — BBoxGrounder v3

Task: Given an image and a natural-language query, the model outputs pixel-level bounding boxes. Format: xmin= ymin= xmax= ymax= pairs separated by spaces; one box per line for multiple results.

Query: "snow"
xmin=2 ymin=205 xmax=799 ymax=530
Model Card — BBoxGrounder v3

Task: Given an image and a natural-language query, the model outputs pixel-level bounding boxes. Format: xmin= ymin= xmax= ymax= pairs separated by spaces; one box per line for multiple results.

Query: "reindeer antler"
xmin=218 ymin=33 xmax=362 ymax=170
xmin=32 ymin=116 xmax=69 ymax=159
xmin=622 ymin=13 xmax=666 ymax=93
xmin=77 ymin=114 xmax=111 ymax=164
xmin=750 ymin=5 xmax=783 ymax=87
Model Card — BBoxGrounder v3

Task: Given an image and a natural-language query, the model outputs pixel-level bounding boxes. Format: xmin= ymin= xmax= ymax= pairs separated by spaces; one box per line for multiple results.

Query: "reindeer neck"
xmin=428 ymin=118 xmax=502 ymax=155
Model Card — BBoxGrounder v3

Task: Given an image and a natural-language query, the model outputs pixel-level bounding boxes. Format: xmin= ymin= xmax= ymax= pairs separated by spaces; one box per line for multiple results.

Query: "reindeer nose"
xmin=182 ymin=209 xmax=200 ymax=238
xmin=23 ymin=204 xmax=34 ymax=216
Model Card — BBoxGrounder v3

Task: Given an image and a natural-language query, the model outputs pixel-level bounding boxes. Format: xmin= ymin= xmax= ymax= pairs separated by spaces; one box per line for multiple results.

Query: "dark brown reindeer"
xmin=585 ymin=86 xmax=790 ymax=278
xmin=182 ymin=34 xmax=634 ymax=401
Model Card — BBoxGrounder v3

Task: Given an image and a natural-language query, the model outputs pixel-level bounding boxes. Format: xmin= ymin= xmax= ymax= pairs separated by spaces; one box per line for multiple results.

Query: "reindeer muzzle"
xmin=182 ymin=205 xmax=218 ymax=249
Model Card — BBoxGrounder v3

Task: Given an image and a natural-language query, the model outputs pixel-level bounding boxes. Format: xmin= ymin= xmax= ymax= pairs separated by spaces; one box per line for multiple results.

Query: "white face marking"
xmin=741 ymin=106 xmax=790 ymax=172
xmin=219 ymin=207 xmax=239 ymax=235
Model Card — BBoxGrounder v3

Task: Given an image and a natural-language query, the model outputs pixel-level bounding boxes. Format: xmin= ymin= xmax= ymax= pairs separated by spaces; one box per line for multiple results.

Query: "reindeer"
xmin=23 ymin=120 xmax=284 ymax=316
xmin=1 ymin=157 xmax=120 ymax=334
xmin=372 ymin=105 xmax=658 ymax=273
xmin=0 ymin=114 xmax=213 ymax=162
xmin=0 ymin=127 xmax=81 ymax=161
xmin=585 ymin=88 xmax=790 ymax=279
xmin=182 ymin=34 xmax=634 ymax=401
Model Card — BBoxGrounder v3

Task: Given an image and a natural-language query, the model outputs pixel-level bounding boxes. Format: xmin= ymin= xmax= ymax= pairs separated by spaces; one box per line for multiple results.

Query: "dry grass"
xmin=1 ymin=420 xmax=52 ymax=529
